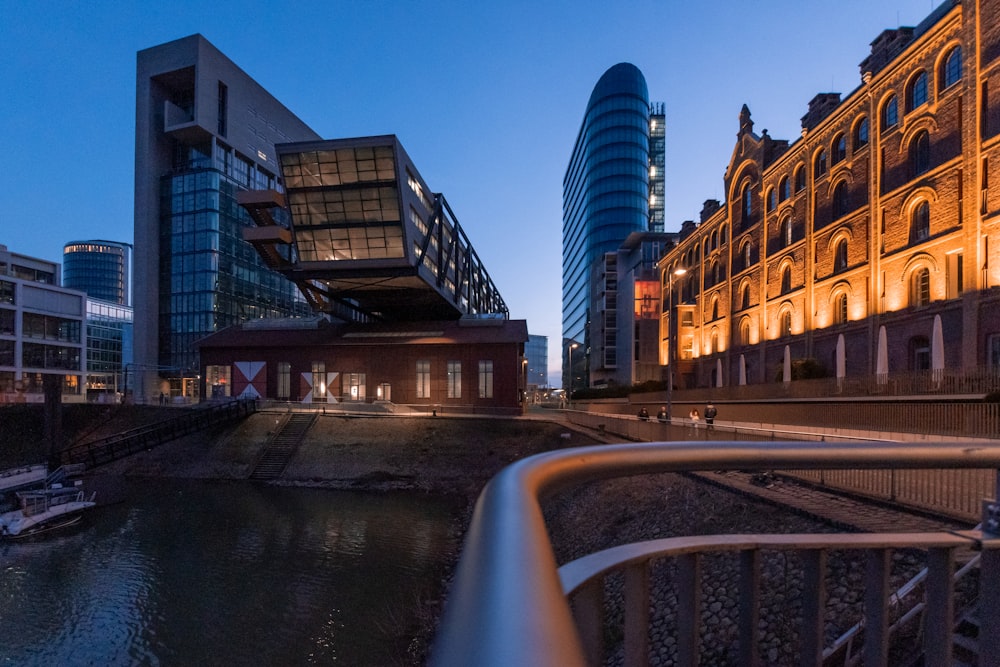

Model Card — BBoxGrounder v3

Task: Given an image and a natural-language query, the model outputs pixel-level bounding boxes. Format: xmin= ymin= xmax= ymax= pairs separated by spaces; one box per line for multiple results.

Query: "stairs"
xmin=249 ymin=413 xmax=315 ymax=480
xmin=952 ymin=608 xmax=979 ymax=667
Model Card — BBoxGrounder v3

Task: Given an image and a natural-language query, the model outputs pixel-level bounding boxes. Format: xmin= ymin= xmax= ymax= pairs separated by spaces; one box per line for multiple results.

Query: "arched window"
xmin=712 ymin=260 xmax=721 ymax=285
xmin=833 ymin=182 xmax=849 ymax=219
xmin=780 ymin=265 xmax=792 ymax=294
xmin=741 ymin=241 xmax=751 ymax=269
xmin=834 ymin=293 xmax=848 ymax=324
xmin=907 ymin=71 xmax=929 ymax=112
xmin=711 ymin=230 xmax=718 ymax=250
xmin=911 ymin=201 xmax=930 ymax=242
xmin=740 ymin=319 xmax=751 ymax=346
xmin=834 ymin=239 xmax=848 ymax=272
xmin=719 ymin=223 xmax=728 ymax=245
xmin=740 ymin=283 xmax=750 ymax=310
xmin=814 ymin=149 xmax=828 ymax=178
xmin=767 ymin=187 xmax=776 ymax=211
xmin=910 ymin=267 xmax=931 ymax=306
xmin=780 ymin=311 xmax=792 ymax=338
xmin=711 ymin=331 xmax=719 ymax=354
xmin=883 ymin=95 xmax=899 ymax=130
xmin=742 ymin=183 xmax=753 ymax=223
xmin=711 ymin=298 xmax=719 ymax=320
xmin=832 ymin=134 xmax=847 ymax=165
xmin=910 ymin=130 xmax=931 ymax=176
xmin=781 ymin=217 xmax=794 ymax=247
xmin=854 ymin=117 xmax=869 ymax=150
xmin=779 ymin=176 xmax=790 ymax=202
xmin=941 ymin=46 xmax=962 ymax=90
xmin=795 ymin=165 xmax=806 ymax=192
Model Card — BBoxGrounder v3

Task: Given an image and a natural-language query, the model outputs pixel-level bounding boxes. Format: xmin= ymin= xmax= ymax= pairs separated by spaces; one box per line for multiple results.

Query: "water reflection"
xmin=0 ymin=479 xmax=457 ymax=665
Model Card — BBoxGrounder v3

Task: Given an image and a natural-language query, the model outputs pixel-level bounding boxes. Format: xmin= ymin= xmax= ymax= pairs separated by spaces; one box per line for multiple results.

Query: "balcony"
xmin=431 ymin=441 xmax=1000 ymax=666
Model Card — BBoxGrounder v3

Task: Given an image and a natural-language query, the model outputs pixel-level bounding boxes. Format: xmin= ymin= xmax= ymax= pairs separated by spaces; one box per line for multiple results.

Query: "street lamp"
xmin=666 ymin=267 xmax=687 ymax=422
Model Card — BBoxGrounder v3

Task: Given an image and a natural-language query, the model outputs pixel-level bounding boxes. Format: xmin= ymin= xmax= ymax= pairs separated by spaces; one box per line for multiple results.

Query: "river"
xmin=0 ymin=479 xmax=459 ymax=665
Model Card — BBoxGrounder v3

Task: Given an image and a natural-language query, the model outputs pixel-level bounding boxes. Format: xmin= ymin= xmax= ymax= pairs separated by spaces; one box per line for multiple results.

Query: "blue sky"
xmin=1 ymin=0 xmax=940 ymax=385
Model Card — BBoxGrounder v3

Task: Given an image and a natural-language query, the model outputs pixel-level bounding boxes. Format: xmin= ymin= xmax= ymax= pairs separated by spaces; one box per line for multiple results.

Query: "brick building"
xmin=659 ymin=0 xmax=1000 ymax=389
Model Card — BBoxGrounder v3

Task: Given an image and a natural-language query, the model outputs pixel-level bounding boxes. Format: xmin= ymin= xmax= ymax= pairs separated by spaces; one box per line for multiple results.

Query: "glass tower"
xmin=63 ymin=240 xmax=132 ymax=306
xmin=562 ymin=63 xmax=655 ymax=392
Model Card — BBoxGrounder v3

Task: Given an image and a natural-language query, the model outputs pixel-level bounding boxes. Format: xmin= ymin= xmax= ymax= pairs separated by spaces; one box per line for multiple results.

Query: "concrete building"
xmin=563 ymin=63 xmax=664 ymax=392
xmin=0 ymin=245 xmax=86 ymax=403
xmin=658 ymin=0 xmax=1000 ymax=390
xmin=134 ymin=35 xmax=321 ymax=403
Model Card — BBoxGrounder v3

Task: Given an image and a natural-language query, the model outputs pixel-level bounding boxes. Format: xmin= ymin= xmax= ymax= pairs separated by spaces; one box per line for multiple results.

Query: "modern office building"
xmin=658 ymin=0 xmax=1000 ymax=390
xmin=562 ymin=63 xmax=664 ymax=391
xmin=0 ymin=245 xmax=86 ymax=403
xmin=63 ymin=240 xmax=133 ymax=306
xmin=82 ymin=299 xmax=133 ymax=401
xmin=134 ymin=34 xmax=321 ymax=403
xmin=525 ymin=334 xmax=548 ymax=398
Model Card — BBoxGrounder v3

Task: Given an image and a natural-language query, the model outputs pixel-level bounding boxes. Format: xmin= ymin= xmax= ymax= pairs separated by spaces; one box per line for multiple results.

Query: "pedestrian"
xmin=688 ymin=408 xmax=700 ymax=438
xmin=638 ymin=407 xmax=649 ymax=421
xmin=705 ymin=403 xmax=717 ymax=430
xmin=656 ymin=406 xmax=669 ymax=423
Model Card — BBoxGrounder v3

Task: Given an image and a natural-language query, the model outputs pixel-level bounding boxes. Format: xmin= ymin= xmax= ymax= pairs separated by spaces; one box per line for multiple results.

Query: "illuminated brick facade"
xmin=659 ymin=0 xmax=1000 ymax=388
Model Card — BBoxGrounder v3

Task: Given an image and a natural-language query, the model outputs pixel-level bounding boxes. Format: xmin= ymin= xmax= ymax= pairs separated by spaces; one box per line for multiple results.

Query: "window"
xmin=781 ymin=217 xmax=793 ymax=247
xmin=277 ymin=362 xmax=290 ymax=400
xmin=941 ymin=46 xmax=962 ymax=90
xmin=767 ymin=187 xmax=776 ymax=212
xmin=780 ymin=266 xmax=792 ymax=294
xmin=989 ymin=332 xmax=1000 ymax=368
xmin=833 ymin=182 xmax=849 ymax=219
xmin=740 ymin=320 xmax=751 ymax=346
xmin=779 ymin=176 xmax=790 ymax=202
xmin=742 ymin=183 xmax=753 ymax=224
xmin=780 ymin=311 xmax=792 ymax=337
xmin=741 ymin=284 xmax=751 ymax=310
xmin=907 ymin=71 xmax=929 ymax=112
xmin=910 ymin=267 xmax=931 ymax=306
xmin=854 ymin=117 xmax=869 ymax=150
xmin=346 ymin=373 xmax=366 ymax=401
xmin=447 ymin=361 xmax=461 ymax=398
xmin=834 ymin=239 xmax=848 ymax=272
xmin=711 ymin=298 xmax=719 ymax=320
xmin=834 ymin=293 xmax=848 ymax=324
xmin=719 ymin=224 xmax=728 ymax=245
xmin=814 ymin=149 xmax=828 ymax=178
xmin=910 ymin=335 xmax=931 ymax=370
xmin=478 ymin=360 xmax=494 ymax=398
xmin=416 ymin=360 xmax=431 ymax=398
xmin=795 ymin=165 xmax=806 ymax=192
xmin=832 ymin=134 xmax=847 ymax=165
xmin=911 ymin=130 xmax=931 ymax=176
xmin=911 ymin=201 xmax=930 ymax=243
xmin=883 ymin=95 xmax=899 ymax=130
xmin=311 ymin=361 xmax=326 ymax=401
xmin=742 ymin=242 xmax=752 ymax=269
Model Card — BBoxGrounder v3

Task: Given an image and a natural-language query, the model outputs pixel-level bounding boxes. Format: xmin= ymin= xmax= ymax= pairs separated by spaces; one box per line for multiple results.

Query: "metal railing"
xmin=430 ymin=441 xmax=1000 ymax=667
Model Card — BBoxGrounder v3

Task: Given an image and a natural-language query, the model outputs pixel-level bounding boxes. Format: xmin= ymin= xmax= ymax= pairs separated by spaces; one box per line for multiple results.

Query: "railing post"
xmin=738 ymin=549 xmax=760 ymax=667
xmin=923 ymin=547 xmax=954 ymax=667
xmin=676 ymin=552 xmax=701 ymax=667
xmin=623 ymin=562 xmax=649 ymax=666
xmin=571 ymin=577 xmax=603 ymax=666
xmin=799 ymin=550 xmax=826 ymax=667
xmin=863 ymin=549 xmax=890 ymax=667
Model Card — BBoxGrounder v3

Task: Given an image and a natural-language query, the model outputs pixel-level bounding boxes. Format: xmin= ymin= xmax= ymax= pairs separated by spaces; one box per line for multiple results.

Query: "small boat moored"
xmin=0 ymin=486 xmax=97 ymax=538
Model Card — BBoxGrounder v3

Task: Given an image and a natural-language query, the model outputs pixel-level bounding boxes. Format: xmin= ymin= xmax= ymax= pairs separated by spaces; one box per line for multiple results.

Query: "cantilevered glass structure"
xmin=239 ymin=135 xmax=507 ymax=322
xmin=562 ymin=63 xmax=653 ymax=391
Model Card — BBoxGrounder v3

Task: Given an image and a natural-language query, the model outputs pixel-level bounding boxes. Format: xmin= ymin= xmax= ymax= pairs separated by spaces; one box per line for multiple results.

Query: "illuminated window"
xmin=478 ymin=360 xmax=494 ymax=399
xmin=740 ymin=319 xmax=751 ymax=346
xmin=780 ymin=311 xmax=792 ymax=337
xmin=416 ymin=360 xmax=431 ymax=398
xmin=741 ymin=242 xmax=752 ymax=269
xmin=277 ymin=362 xmax=290 ymax=400
xmin=907 ymin=71 xmax=928 ymax=112
xmin=780 ymin=266 xmax=792 ymax=294
xmin=347 ymin=373 xmax=366 ymax=401
xmin=740 ymin=284 xmax=750 ymax=310
xmin=780 ymin=217 xmax=794 ymax=248
xmin=447 ymin=361 xmax=461 ymax=398
xmin=311 ymin=361 xmax=326 ymax=400
xmin=910 ymin=268 xmax=931 ymax=306
xmin=941 ymin=46 xmax=962 ymax=90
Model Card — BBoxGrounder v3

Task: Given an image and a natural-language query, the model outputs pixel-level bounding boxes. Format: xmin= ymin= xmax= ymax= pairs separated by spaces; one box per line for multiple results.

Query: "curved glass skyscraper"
xmin=562 ymin=63 xmax=654 ymax=391
xmin=63 ymin=240 xmax=132 ymax=306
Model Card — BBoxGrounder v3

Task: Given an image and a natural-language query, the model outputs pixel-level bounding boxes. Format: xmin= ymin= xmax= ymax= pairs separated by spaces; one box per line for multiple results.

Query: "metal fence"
xmin=565 ymin=410 xmax=993 ymax=522
xmin=430 ymin=441 xmax=1000 ymax=667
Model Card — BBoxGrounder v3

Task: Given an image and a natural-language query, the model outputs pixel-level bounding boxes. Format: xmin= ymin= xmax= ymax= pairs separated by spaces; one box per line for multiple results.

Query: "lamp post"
xmin=666 ymin=267 xmax=687 ymax=421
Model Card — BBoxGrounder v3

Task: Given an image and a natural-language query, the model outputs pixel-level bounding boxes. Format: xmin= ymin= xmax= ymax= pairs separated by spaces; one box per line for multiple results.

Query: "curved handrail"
xmin=429 ymin=440 xmax=1000 ymax=667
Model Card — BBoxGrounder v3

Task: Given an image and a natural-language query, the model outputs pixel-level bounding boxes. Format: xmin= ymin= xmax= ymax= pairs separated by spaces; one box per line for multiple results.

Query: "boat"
xmin=0 ymin=463 xmax=95 ymax=538
xmin=0 ymin=486 xmax=96 ymax=538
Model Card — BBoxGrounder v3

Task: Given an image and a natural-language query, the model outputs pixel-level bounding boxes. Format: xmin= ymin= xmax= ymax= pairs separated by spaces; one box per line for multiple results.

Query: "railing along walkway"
xmin=430 ymin=441 xmax=1000 ymax=667
xmin=58 ymin=399 xmax=258 ymax=469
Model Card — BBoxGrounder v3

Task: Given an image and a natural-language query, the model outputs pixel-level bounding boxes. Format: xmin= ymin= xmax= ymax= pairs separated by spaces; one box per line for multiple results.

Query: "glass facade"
xmin=63 ymin=241 xmax=131 ymax=306
xmin=562 ymin=63 xmax=653 ymax=391
xmin=159 ymin=142 xmax=310 ymax=376
xmin=84 ymin=299 xmax=133 ymax=397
